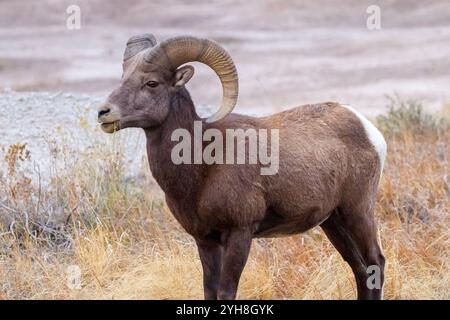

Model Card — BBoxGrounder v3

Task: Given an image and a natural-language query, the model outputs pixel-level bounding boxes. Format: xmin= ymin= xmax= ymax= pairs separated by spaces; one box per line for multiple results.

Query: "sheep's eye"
xmin=146 ymin=81 xmax=159 ymax=88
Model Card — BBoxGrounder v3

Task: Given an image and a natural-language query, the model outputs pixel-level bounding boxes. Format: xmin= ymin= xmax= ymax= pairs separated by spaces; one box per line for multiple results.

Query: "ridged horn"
xmin=144 ymin=36 xmax=238 ymax=123
xmin=124 ymin=33 xmax=157 ymax=61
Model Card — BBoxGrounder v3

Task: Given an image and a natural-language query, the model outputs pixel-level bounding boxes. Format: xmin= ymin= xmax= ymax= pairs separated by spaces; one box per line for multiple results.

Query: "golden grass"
xmin=0 ymin=103 xmax=449 ymax=300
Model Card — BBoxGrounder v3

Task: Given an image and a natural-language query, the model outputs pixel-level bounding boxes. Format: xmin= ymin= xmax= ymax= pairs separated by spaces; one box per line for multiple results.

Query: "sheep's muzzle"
xmin=100 ymin=121 xmax=120 ymax=134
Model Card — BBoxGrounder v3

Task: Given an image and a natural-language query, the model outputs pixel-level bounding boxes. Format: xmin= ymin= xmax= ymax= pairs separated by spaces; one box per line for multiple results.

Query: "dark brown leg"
xmin=217 ymin=228 xmax=253 ymax=300
xmin=196 ymin=239 xmax=223 ymax=300
xmin=321 ymin=208 xmax=385 ymax=300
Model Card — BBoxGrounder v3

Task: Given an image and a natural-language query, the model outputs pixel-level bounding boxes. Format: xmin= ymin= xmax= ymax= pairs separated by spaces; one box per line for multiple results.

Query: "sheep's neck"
xmin=144 ymin=89 xmax=204 ymax=208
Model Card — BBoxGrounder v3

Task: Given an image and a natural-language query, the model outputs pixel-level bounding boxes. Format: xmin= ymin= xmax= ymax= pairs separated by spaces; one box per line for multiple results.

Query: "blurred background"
xmin=1 ymin=0 xmax=449 ymax=116
xmin=0 ymin=1 xmax=449 ymax=300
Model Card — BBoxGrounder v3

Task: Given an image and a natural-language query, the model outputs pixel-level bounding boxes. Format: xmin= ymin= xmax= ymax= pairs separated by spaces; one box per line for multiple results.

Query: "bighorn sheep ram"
xmin=98 ymin=34 xmax=387 ymax=300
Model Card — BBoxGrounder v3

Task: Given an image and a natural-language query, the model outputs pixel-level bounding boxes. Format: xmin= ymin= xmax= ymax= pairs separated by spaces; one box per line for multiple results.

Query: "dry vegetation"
xmin=0 ymin=99 xmax=449 ymax=300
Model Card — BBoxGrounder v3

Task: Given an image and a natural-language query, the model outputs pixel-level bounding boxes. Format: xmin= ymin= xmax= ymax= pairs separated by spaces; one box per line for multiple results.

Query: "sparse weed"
xmin=376 ymin=95 xmax=449 ymax=138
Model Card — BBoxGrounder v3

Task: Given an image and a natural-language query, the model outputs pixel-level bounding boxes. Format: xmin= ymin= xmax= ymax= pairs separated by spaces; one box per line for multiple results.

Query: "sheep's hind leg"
xmin=320 ymin=207 xmax=385 ymax=300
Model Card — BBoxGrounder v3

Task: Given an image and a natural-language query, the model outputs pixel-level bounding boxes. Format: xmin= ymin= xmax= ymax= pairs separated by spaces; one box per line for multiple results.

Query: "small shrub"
xmin=376 ymin=95 xmax=449 ymax=138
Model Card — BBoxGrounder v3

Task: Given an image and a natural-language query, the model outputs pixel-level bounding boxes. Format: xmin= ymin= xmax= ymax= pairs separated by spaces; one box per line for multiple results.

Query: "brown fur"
xmin=98 ymin=48 xmax=385 ymax=300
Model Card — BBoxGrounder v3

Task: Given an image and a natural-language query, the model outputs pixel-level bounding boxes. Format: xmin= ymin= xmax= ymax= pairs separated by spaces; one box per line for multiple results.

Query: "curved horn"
xmin=124 ymin=33 xmax=157 ymax=61
xmin=144 ymin=36 xmax=238 ymax=123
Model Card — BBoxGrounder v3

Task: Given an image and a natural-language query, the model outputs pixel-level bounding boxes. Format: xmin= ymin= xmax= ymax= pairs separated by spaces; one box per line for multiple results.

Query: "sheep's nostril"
xmin=98 ymin=109 xmax=111 ymax=118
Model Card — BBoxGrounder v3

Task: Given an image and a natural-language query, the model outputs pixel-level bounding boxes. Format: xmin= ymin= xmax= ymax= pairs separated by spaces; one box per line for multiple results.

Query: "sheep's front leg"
xmin=217 ymin=228 xmax=253 ymax=300
xmin=196 ymin=239 xmax=223 ymax=300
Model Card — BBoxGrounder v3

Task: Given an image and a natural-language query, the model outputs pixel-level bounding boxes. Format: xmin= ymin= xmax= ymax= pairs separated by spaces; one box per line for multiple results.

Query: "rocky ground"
xmin=0 ymin=90 xmax=220 ymax=182
xmin=0 ymin=90 xmax=128 ymax=181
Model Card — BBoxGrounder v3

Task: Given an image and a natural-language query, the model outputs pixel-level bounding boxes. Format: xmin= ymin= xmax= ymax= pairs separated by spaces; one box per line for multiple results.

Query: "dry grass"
xmin=0 ymin=101 xmax=449 ymax=300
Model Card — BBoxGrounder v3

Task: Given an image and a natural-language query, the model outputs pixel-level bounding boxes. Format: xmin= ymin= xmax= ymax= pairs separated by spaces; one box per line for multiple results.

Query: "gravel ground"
xmin=0 ymin=90 xmax=137 ymax=182
xmin=0 ymin=90 xmax=235 ymax=183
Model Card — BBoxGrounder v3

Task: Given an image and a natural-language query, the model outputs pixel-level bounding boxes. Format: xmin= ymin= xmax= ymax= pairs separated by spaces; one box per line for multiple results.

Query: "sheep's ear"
xmin=174 ymin=65 xmax=194 ymax=87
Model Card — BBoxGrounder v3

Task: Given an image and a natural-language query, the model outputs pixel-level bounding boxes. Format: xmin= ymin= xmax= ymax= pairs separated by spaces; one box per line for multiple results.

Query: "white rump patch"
xmin=341 ymin=104 xmax=387 ymax=176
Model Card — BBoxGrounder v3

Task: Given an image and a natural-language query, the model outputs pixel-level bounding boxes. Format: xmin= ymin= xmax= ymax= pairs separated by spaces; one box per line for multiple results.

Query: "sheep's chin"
xmin=101 ymin=121 xmax=120 ymax=134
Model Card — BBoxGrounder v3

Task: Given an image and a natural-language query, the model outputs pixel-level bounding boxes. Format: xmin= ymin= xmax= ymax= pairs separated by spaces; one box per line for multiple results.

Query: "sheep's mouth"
xmin=100 ymin=121 xmax=120 ymax=134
